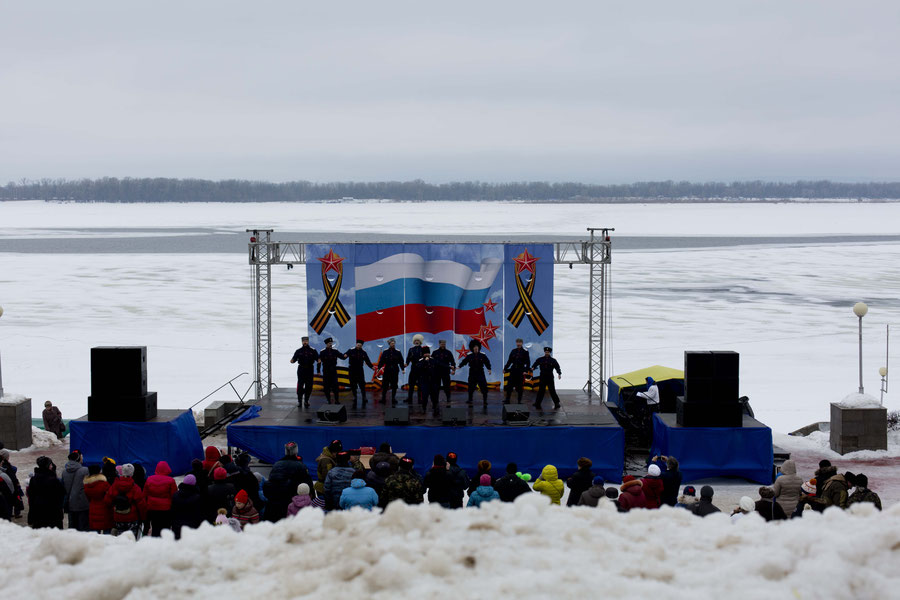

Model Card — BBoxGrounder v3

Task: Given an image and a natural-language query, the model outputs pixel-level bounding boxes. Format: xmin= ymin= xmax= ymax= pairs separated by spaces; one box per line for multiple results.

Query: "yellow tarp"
xmin=608 ymin=365 xmax=684 ymax=390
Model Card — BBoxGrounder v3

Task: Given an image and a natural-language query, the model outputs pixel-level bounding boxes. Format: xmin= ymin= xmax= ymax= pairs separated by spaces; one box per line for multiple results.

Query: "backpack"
xmin=113 ymin=493 xmax=132 ymax=515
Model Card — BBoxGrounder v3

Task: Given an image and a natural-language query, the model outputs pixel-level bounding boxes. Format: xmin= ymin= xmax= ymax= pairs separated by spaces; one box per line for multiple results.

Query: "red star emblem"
xmin=456 ymin=345 xmax=470 ymax=360
xmin=482 ymin=298 xmax=498 ymax=312
xmin=318 ymin=249 xmax=345 ymax=274
xmin=513 ymin=249 xmax=539 ymax=274
xmin=481 ymin=320 xmax=500 ymax=340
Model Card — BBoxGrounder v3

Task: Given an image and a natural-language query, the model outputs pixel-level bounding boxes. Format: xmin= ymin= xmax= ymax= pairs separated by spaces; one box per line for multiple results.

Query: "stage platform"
xmin=70 ymin=409 xmax=204 ymax=475
xmin=649 ymin=413 xmax=774 ymax=485
xmin=227 ymin=388 xmax=625 ymax=481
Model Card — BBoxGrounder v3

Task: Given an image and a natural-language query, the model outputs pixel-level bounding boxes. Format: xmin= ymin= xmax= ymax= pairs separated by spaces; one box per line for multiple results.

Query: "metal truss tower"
xmin=247 ymin=229 xmax=273 ymax=400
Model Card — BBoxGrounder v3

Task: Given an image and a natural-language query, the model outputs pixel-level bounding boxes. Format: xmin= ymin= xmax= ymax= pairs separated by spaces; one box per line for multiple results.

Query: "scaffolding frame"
xmin=247 ymin=229 xmax=612 ymax=400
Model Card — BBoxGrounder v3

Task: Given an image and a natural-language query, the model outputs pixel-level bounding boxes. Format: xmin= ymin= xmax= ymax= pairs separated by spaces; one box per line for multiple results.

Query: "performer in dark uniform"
xmin=431 ymin=339 xmax=456 ymax=405
xmin=377 ymin=338 xmax=405 ymax=406
xmin=345 ymin=339 xmax=374 ymax=406
xmin=531 ymin=347 xmax=562 ymax=410
xmin=405 ymin=334 xmax=426 ymax=405
xmin=458 ymin=340 xmax=492 ymax=405
xmin=290 ymin=336 xmax=319 ymax=407
xmin=317 ymin=338 xmax=346 ymax=404
xmin=417 ymin=347 xmax=441 ymax=415
xmin=503 ymin=338 xmax=531 ymax=404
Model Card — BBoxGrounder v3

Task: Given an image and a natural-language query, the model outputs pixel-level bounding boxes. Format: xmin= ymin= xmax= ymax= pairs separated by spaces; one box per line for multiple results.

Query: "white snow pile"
xmin=3 ymin=495 xmax=900 ymax=600
xmin=18 ymin=426 xmax=65 ymax=451
xmin=838 ymin=393 xmax=882 ymax=409
xmin=0 ymin=393 xmax=28 ymax=405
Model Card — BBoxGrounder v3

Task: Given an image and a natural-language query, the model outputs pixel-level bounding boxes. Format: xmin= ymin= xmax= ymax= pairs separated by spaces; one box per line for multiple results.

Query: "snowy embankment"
xmin=2 ymin=496 xmax=899 ymax=600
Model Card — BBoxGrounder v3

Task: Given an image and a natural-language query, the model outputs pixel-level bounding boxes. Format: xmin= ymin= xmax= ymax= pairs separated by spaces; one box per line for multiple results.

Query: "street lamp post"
xmin=0 ymin=305 xmax=4 ymax=398
xmin=880 ymin=366 xmax=888 ymax=405
xmin=853 ymin=302 xmax=868 ymax=394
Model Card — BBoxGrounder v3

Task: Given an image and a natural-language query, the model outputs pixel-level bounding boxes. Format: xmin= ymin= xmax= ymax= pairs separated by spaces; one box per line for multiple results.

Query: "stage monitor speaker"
xmin=441 ymin=407 xmax=468 ymax=426
xmin=87 ymin=392 xmax=157 ymax=422
xmin=91 ymin=346 xmax=148 ymax=398
xmin=502 ymin=404 xmax=530 ymax=424
xmin=684 ymin=351 xmax=714 ymax=379
xmin=712 ymin=351 xmax=740 ymax=380
xmin=384 ymin=406 xmax=410 ymax=426
xmin=685 ymin=376 xmax=714 ymax=403
xmin=316 ymin=404 xmax=347 ymax=424
xmin=676 ymin=396 xmax=743 ymax=428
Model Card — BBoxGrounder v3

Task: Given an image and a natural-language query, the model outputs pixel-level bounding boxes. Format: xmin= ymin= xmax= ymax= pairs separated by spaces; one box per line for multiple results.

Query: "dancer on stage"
xmin=405 ymin=334 xmax=426 ymax=405
xmin=531 ymin=347 xmax=562 ymax=410
xmin=317 ymin=338 xmax=345 ymax=404
xmin=503 ymin=338 xmax=531 ymax=404
xmin=432 ymin=339 xmax=456 ymax=405
xmin=378 ymin=338 xmax=405 ymax=406
xmin=417 ymin=347 xmax=440 ymax=415
xmin=458 ymin=340 xmax=492 ymax=405
xmin=290 ymin=336 xmax=319 ymax=407
xmin=345 ymin=340 xmax=374 ymax=407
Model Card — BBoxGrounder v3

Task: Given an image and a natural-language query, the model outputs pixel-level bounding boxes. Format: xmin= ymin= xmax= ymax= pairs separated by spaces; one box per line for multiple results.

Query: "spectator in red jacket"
xmin=104 ymin=463 xmax=146 ymax=539
xmin=82 ymin=464 xmax=113 ymax=533
xmin=143 ymin=461 xmax=178 ymax=536
xmin=618 ymin=476 xmax=647 ymax=512
xmin=641 ymin=464 xmax=665 ymax=509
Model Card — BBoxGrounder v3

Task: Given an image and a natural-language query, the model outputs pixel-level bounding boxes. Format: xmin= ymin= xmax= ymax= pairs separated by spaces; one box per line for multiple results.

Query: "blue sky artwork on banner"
xmin=306 ymin=243 xmax=553 ymax=387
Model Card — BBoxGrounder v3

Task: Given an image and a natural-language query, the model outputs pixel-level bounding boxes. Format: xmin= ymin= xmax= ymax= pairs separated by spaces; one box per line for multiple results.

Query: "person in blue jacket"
xmin=467 ymin=474 xmax=500 ymax=508
xmin=339 ymin=472 xmax=380 ymax=510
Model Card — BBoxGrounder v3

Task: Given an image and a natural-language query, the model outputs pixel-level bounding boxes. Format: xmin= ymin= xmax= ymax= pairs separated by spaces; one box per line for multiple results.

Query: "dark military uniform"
xmin=531 ymin=355 xmax=562 ymax=409
xmin=291 ymin=345 xmax=319 ymax=406
xmin=378 ymin=347 xmax=404 ymax=405
xmin=345 ymin=346 xmax=374 ymax=404
xmin=318 ymin=347 xmax=346 ymax=404
xmin=848 ymin=487 xmax=882 ymax=510
xmin=503 ymin=347 xmax=531 ymax=403
xmin=416 ymin=354 xmax=440 ymax=412
xmin=405 ymin=345 xmax=426 ymax=404
xmin=459 ymin=352 xmax=491 ymax=404
xmin=432 ymin=347 xmax=456 ymax=403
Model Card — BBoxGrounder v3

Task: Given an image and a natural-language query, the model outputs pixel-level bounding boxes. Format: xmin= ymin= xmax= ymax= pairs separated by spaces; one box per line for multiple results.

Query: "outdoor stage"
xmin=227 ymin=388 xmax=625 ymax=481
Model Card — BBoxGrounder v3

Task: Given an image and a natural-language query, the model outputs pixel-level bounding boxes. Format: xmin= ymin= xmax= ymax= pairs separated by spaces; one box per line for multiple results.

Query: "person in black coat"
xmin=206 ymin=467 xmax=236 ymax=522
xmin=659 ymin=456 xmax=683 ymax=507
xmin=458 ymin=341 xmax=492 ymax=405
xmin=566 ymin=458 xmax=595 ymax=507
xmin=171 ymin=476 xmax=205 ymax=539
xmin=366 ymin=461 xmax=392 ymax=505
xmin=493 ymin=463 xmax=531 ymax=502
xmin=446 ymin=452 xmax=469 ymax=509
xmin=755 ymin=487 xmax=787 ymax=521
xmin=291 ymin=336 xmax=320 ymax=407
xmin=378 ymin=338 xmax=405 ymax=406
xmin=417 ymin=347 xmax=441 ymax=414
xmin=531 ymin=347 xmax=562 ymax=409
xmin=317 ymin=338 xmax=346 ymax=404
xmin=503 ymin=339 xmax=531 ymax=404
xmin=230 ymin=453 xmax=264 ymax=511
xmin=27 ymin=457 xmax=65 ymax=529
xmin=189 ymin=459 xmax=210 ymax=495
xmin=264 ymin=442 xmax=313 ymax=522
xmin=405 ymin=336 xmax=427 ymax=405
xmin=422 ymin=455 xmax=454 ymax=508
xmin=345 ymin=340 xmax=374 ymax=406
xmin=432 ymin=340 xmax=456 ymax=404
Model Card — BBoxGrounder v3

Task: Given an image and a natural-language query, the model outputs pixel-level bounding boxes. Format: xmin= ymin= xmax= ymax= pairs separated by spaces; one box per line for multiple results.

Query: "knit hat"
xmin=215 ymin=514 xmax=228 ymax=525
xmin=801 ymin=479 xmax=816 ymax=495
xmin=592 ymin=475 xmax=605 ymax=486
xmin=446 ymin=452 xmax=458 ymax=463
xmin=758 ymin=487 xmax=775 ymax=499
xmin=121 ymin=463 xmax=135 ymax=478
xmin=297 ymin=483 xmax=310 ymax=495
xmin=700 ymin=485 xmax=714 ymax=499
xmin=682 ymin=485 xmax=696 ymax=497
xmin=400 ymin=457 xmax=414 ymax=469
xmin=0 ymin=449 xmax=9 ymax=460
xmin=739 ymin=496 xmax=755 ymax=512
xmin=648 ymin=464 xmax=661 ymax=477
xmin=479 ymin=474 xmax=491 ymax=486
xmin=284 ymin=442 xmax=298 ymax=457
xmin=605 ymin=487 xmax=619 ymax=499
xmin=116 ymin=465 xmax=123 ymax=476
xmin=577 ymin=457 xmax=592 ymax=469
xmin=183 ymin=474 xmax=197 ymax=486
xmin=235 ymin=489 xmax=249 ymax=504
xmin=213 ymin=467 xmax=227 ymax=481
xmin=336 ymin=451 xmax=350 ymax=465
xmin=506 ymin=462 xmax=518 ymax=474
xmin=329 ymin=440 xmax=343 ymax=453
xmin=433 ymin=454 xmax=446 ymax=468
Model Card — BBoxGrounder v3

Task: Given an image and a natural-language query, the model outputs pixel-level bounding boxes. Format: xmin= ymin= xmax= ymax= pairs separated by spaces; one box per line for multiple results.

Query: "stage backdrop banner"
xmin=306 ymin=243 xmax=553 ymax=387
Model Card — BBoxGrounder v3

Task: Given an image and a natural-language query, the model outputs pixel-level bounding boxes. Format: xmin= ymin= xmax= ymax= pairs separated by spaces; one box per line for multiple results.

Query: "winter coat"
xmin=447 ymin=463 xmax=470 ymax=508
xmin=269 ymin=456 xmax=313 ymax=491
xmin=692 ymin=498 xmax=721 ymax=517
xmin=287 ymin=494 xmax=313 ymax=516
xmin=383 ymin=471 xmax=424 ymax=505
xmin=370 ymin=451 xmax=401 ymax=473
xmin=230 ymin=467 xmax=265 ymax=509
xmin=675 ymin=495 xmax=698 ymax=510
xmin=323 ymin=466 xmax=356 ymax=509
xmin=143 ymin=461 xmax=178 ymax=511
xmin=190 ymin=464 xmax=211 ymax=494
xmin=366 ymin=464 xmax=390 ymax=500
xmin=467 ymin=485 xmax=500 ymax=507
xmin=467 ymin=471 xmax=494 ymax=497
xmin=61 ymin=460 xmax=90 ymax=513
xmin=617 ymin=481 xmax=647 ymax=512
xmin=104 ymin=476 xmax=145 ymax=524
xmin=772 ymin=460 xmax=803 ymax=516
xmin=82 ymin=474 xmax=113 ymax=531
xmin=578 ymin=484 xmax=606 ymax=507
xmin=0 ymin=472 xmax=14 ymax=520
xmin=339 ymin=479 xmax=380 ymax=510
xmin=821 ymin=474 xmax=849 ymax=509
xmin=848 ymin=488 xmax=882 ymax=510
xmin=171 ymin=483 xmax=206 ymax=535
xmin=315 ymin=447 xmax=338 ymax=493
xmin=423 ymin=467 xmax=454 ymax=507
xmin=640 ymin=476 xmax=665 ymax=509
xmin=814 ymin=465 xmax=837 ymax=498
xmin=533 ymin=465 xmax=564 ymax=505
xmin=233 ymin=499 xmax=260 ymax=528
xmin=42 ymin=406 xmax=65 ymax=438
xmin=754 ymin=498 xmax=787 ymax=521
xmin=202 ymin=446 xmax=222 ymax=474
xmin=565 ymin=467 xmax=595 ymax=507
xmin=206 ymin=481 xmax=236 ymax=520
xmin=27 ymin=467 xmax=66 ymax=528
xmin=494 ymin=473 xmax=531 ymax=502
xmin=660 ymin=469 xmax=682 ymax=507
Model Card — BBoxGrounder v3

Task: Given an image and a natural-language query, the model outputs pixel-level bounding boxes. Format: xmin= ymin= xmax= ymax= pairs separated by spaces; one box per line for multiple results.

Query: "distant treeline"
xmin=2 ymin=178 xmax=899 ymax=202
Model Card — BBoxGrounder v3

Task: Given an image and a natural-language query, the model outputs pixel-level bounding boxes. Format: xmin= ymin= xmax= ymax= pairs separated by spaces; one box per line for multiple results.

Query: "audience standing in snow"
xmin=847 ymin=473 xmax=882 ymax=510
xmin=0 ymin=448 xmax=24 ymax=519
xmin=27 ymin=456 xmax=65 ymax=529
xmin=171 ymin=474 xmax=205 ymax=539
xmin=658 ymin=456 xmax=682 ymax=507
xmin=565 ymin=457 xmax=594 ymax=507
xmin=323 ymin=451 xmax=356 ymax=509
xmin=691 ymin=485 xmax=721 ymax=517
xmin=676 ymin=485 xmax=697 ymax=510
xmin=641 ymin=464 xmax=665 ymax=509
xmin=772 ymin=459 xmax=803 ymax=516
xmin=731 ymin=496 xmax=756 ymax=523
xmin=340 ymin=471 xmax=380 ymax=510
xmin=288 ymin=483 xmax=314 ymax=515
xmin=423 ymin=455 xmax=453 ymax=508
xmin=232 ymin=489 xmax=261 ymax=528
xmin=82 ymin=464 xmax=113 ymax=533
xmin=467 ymin=474 xmax=500 ymax=507
xmin=143 ymin=461 xmax=178 ymax=536
xmin=617 ymin=476 xmax=647 ymax=512
xmin=494 ymin=463 xmax=531 ymax=502
xmin=533 ymin=465 xmax=564 ymax=505
xmin=754 ymin=487 xmax=787 ymax=521
xmin=61 ymin=450 xmax=90 ymax=531
xmin=446 ymin=452 xmax=470 ymax=508
xmin=383 ymin=457 xmax=424 ymax=505
xmin=105 ymin=463 xmax=145 ymax=538
xmin=577 ymin=476 xmax=607 ymax=507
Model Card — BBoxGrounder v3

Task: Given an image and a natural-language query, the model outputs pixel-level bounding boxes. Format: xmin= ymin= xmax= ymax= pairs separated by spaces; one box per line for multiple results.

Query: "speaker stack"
xmin=677 ymin=351 xmax=743 ymax=427
xmin=87 ymin=346 xmax=158 ymax=422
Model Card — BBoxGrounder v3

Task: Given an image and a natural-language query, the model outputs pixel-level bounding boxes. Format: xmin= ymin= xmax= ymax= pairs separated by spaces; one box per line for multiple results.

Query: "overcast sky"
xmin=1 ymin=1 xmax=898 ymax=183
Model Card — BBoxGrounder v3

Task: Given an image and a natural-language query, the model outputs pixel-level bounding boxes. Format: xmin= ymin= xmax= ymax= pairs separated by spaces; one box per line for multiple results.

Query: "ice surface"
xmin=838 ymin=392 xmax=882 ymax=409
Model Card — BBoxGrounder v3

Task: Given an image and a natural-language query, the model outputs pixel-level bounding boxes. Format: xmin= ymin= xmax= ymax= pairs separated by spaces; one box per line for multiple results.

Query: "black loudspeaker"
xmin=384 ymin=407 xmax=410 ymax=426
xmin=685 ymin=351 xmax=740 ymax=403
xmin=502 ymin=404 xmax=530 ymax=424
xmin=441 ymin=407 xmax=468 ymax=426
xmin=712 ymin=351 xmax=739 ymax=380
xmin=88 ymin=392 xmax=157 ymax=422
xmin=316 ymin=404 xmax=347 ymax=423
xmin=684 ymin=351 xmax=714 ymax=378
xmin=676 ymin=397 xmax=743 ymax=427
xmin=91 ymin=346 xmax=148 ymax=398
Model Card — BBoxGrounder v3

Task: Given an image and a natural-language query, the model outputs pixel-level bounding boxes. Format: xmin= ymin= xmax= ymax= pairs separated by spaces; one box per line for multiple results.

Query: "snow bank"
xmin=2 ymin=495 xmax=899 ymax=600
xmin=10 ymin=426 xmax=65 ymax=452
xmin=0 ymin=393 xmax=27 ymax=405
xmin=837 ymin=393 xmax=882 ymax=409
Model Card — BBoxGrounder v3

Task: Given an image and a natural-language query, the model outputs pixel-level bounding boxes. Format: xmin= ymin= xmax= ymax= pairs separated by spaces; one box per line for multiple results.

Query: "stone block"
xmin=204 ymin=401 xmax=226 ymax=429
xmin=830 ymin=403 xmax=887 ymax=454
xmin=0 ymin=396 xmax=32 ymax=450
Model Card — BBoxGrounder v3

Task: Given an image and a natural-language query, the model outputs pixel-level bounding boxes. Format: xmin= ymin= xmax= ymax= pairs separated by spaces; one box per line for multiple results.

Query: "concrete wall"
xmin=830 ymin=403 xmax=887 ymax=454
xmin=0 ymin=396 xmax=32 ymax=450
